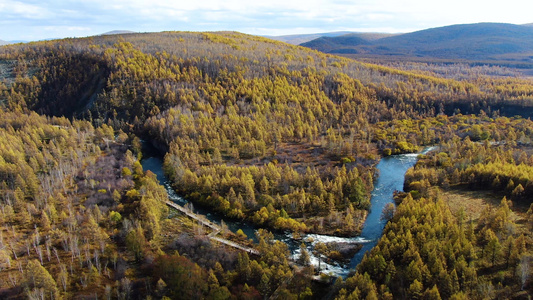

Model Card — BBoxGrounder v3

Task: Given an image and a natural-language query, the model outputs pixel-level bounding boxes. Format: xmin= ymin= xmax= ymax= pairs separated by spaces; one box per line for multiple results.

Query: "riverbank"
xmin=142 ymin=140 xmax=373 ymax=237
xmin=349 ymin=146 xmax=436 ymax=269
xmin=142 ymin=145 xmax=435 ymax=278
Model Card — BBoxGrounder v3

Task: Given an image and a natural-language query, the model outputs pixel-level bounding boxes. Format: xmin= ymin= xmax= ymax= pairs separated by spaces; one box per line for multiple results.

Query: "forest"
xmin=0 ymin=31 xmax=531 ymax=299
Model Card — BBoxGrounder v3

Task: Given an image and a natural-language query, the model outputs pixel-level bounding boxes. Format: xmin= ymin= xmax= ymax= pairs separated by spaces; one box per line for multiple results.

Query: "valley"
xmin=300 ymin=23 xmax=533 ymax=67
xmin=0 ymin=30 xmax=531 ymax=299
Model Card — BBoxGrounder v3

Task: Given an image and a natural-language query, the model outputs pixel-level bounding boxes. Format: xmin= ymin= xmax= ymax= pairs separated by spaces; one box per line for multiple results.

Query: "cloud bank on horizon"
xmin=1 ymin=0 xmax=532 ymax=41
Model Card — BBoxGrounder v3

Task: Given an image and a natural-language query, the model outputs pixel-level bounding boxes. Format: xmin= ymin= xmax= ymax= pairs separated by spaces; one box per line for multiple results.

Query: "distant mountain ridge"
xmin=300 ymin=23 xmax=533 ymax=63
xmin=267 ymin=32 xmax=397 ymax=45
xmin=266 ymin=32 xmax=354 ymax=45
xmin=100 ymin=30 xmax=136 ymax=36
xmin=0 ymin=39 xmax=26 ymax=45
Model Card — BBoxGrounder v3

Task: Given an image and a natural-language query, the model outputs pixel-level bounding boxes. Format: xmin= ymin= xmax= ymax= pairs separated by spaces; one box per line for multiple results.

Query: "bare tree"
xmin=45 ymin=238 xmax=51 ymax=262
xmin=36 ymin=245 xmax=43 ymax=265
xmin=53 ymin=247 xmax=61 ymax=264
xmin=105 ymin=284 xmax=112 ymax=300
xmin=58 ymin=264 xmax=68 ymax=292
xmin=518 ymin=255 xmax=530 ymax=290
xmin=120 ymin=277 xmax=132 ymax=300
xmin=8 ymin=272 xmax=19 ymax=287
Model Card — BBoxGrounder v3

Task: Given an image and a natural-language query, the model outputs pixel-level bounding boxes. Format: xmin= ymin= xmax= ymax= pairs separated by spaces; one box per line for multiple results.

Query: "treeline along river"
xmin=141 ymin=143 xmax=434 ymax=277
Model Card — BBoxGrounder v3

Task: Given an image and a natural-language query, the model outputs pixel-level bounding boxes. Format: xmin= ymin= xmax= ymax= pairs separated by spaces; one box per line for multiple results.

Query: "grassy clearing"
xmin=440 ymin=186 xmax=533 ymax=298
xmin=440 ymin=187 xmax=506 ymax=222
xmin=441 ymin=186 xmax=529 ymax=226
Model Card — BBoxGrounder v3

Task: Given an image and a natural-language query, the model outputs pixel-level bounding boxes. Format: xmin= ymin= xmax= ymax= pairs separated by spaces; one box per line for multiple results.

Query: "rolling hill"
xmin=298 ymin=35 xmax=370 ymax=53
xmin=265 ymin=31 xmax=354 ymax=44
xmin=268 ymin=31 xmax=396 ymax=45
xmin=100 ymin=30 xmax=136 ymax=35
xmin=0 ymin=30 xmax=533 ymax=300
xmin=0 ymin=39 xmax=10 ymax=46
xmin=301 ymin=23 xmax=533 ymax=63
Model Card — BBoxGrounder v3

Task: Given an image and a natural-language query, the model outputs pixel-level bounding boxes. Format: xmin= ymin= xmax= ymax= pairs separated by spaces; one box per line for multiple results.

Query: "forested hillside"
xmin=338 ymin=114 xmax=533 ymax=299
xmin=0 ymin=31 xmax=532 ymax=298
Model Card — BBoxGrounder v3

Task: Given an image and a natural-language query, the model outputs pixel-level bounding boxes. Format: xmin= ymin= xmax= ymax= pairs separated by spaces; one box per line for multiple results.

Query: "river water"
xmin=141 ymin=146 xmax=434 ymax=278
xmin=348 ymin=147 xmax=435 ymax=269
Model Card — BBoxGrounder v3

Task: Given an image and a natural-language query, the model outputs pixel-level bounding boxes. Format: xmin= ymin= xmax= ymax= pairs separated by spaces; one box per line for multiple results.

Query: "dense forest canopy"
xmin=0 ymin=31 xmax=531 ymax=299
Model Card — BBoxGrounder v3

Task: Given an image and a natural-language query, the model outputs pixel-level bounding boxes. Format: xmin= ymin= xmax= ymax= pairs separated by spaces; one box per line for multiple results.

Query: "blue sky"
xmin=1 ymin=0 xmax=532 ymax=41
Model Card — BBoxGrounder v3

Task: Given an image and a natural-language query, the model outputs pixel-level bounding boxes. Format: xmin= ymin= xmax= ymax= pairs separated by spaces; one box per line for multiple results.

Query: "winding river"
xmin=348 ymin=147 xmax=435 ymax=269
xmin=141 ymin=146 xmax=434 ymax=278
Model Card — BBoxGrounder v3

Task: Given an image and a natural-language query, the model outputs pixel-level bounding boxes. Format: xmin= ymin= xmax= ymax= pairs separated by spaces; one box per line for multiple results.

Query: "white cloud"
xmin=1 ymin=0 xmax=532 ymax=41
xmin=0 ymin=0 xmax=52 ymax=19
